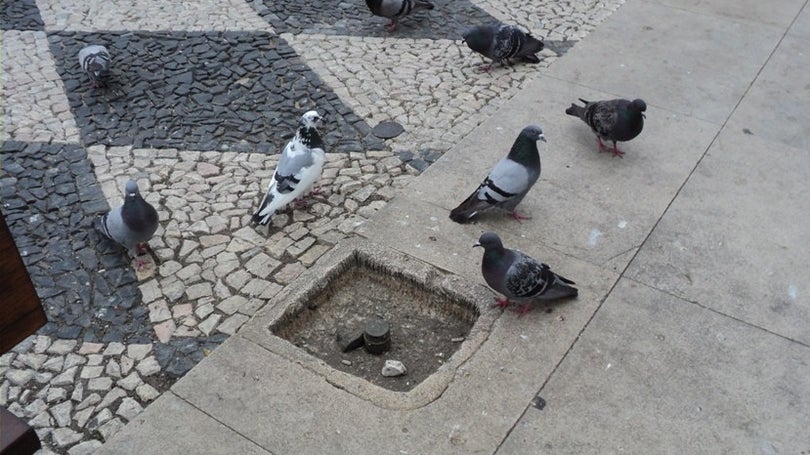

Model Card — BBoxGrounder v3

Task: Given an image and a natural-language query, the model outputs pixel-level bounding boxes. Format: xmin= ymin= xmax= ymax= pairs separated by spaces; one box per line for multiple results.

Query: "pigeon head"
xmin=521 ymin=124 xmax=547 ymax=143
xmin=462 ymin=26 xmax=492 ymax=54
xmin=474 ymin=232 xmax=504 ymax=250
xmin=630 ymin=99 xmax=647 ymax=114
xmin=299 ymin=110 xmax=324 ymax=129
xmin=125 ymin=180 xmax=140 ymax=198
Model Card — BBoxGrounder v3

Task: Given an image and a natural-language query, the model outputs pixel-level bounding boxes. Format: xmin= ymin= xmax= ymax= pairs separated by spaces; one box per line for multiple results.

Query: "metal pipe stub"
xmin=363 ymin=315 xmax=391 ymax=355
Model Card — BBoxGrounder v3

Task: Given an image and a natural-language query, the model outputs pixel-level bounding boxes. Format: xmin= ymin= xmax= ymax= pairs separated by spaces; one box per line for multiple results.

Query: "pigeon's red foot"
xmin=385 ymin=21 xmax=397 ymax=32
xmin=596 ymin=137 xmax=608 ymax=153
xmin=610 ymin=146 xmax=625 ymax=158
xmin=491 ymin=297 xmax=511 ymax=309
xmin=135 ymin=242 xmax=150 ymax=256
xmin=509 ymin=211 xmax=532 ymax=222
xmin=292 ymin=198 xmax=309 ymax=209
xmin=476 ymin=63 xmax=493 ymax=73
xmin=134 ymin=255 xmax=152 ymax=272
xmin=509 ymin=303 xmax=533 ymax=317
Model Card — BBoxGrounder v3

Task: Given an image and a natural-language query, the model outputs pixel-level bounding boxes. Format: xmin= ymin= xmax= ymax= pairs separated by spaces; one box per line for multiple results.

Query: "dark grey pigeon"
xmin=95 ymin=180 xmax=159 ymax=269
xmin=565 ymin=98 xmax=646 ymax=158
xmin=78 ymin=44 xmax=111 ymax=87
xmin=462 ymin=23 xmax=545 ymax=72
xmin=365 ymin=0 xmax=434 ymax=32
xmin=474 ymin=232 xmax=578 ymax=315
xmin=449 ymin=125 xmax=545 ymax=223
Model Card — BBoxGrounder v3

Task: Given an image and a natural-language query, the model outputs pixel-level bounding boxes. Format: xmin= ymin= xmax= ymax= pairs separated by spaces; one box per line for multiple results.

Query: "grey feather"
xmin=95 ymin=180 xmax=158 ymax=255
xmin=463 ymin=24 xmax=545 ymax=67
xmin=78 ymin=44 xmax=111 ymax=86
xmin=474 ymin=232 xmax=578 ymax=304
xmin=565 ymin=98 xmax=646 ymax=156
xmin=365 ymin=0 xmax=434 ymax=30
xmin=449 ymin=125 xmax=545 ymax=223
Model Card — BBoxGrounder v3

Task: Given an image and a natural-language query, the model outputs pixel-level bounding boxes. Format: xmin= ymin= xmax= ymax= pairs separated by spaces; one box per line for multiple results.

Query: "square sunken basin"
xmin=244 ymin=238 xmax=497 ymax=410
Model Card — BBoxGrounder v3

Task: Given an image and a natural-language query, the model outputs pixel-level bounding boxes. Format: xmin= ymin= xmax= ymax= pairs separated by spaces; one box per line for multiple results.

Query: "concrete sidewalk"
xmin=98 ymin=0 xmax=810 ymax=453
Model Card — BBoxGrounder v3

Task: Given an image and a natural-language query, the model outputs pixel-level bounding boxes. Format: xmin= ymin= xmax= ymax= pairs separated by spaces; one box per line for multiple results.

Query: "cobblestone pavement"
xmin=1 ymin=0 xmax=623 ymax=452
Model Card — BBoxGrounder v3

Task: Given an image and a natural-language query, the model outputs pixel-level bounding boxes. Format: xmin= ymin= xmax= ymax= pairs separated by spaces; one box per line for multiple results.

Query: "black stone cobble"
xmin=48 ymin=31 xmax=384 ymax=153
xmin=0 ymin=141 xmax=151 ymax=344
xmin=251 ymin=0 xmax=498 ymax=40
xmin=1 ymin=0 xmax=44 ymax=31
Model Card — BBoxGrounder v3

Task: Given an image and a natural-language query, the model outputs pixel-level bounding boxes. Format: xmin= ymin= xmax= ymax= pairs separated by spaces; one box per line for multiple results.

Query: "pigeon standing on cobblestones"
xmin=566 ymin=98 xmax=646 ymax=158
xmin=95 ymin=180 xmax=159 ymax=269
xmin=474 ymin=232 xmax=578 ymax=315
xmin=252 ymin=111 xmax=326 ymax=226
xmin=78 ymin=44 xmax=112 ymax=87
xmin=462 ymin=24 xmax=545 ymax=72
xmin=450 ymin=125 xmax=545 ymax=223
xmin=365 ymin=0 xmax=435 ymax=32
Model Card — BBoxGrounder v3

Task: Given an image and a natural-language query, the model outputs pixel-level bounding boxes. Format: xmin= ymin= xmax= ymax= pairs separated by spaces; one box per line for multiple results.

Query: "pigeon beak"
xmin=539 ymin=134 xmax=547 ymax=143
xmin=473 ymin=242 xmax=482 ymax=248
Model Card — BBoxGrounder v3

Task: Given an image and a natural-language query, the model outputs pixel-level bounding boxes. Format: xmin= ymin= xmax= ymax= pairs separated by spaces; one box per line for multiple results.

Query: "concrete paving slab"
xmin=727 ymin=35 xmax=810 ymax=151
xmin=95 ymin=391 xmax=271 ymax=455
xmin=789 ymin=2 xmax=810 ymax=39
xmin=171 ymin=246 xmax=618 ymax=454
xmin=627 ymin=128 xmax=810 ymax=344
xmin=498 ymin=278 xmax=810 ymax=454
xmin=543 ymin=0 xmax=784 ymax=124
xmin=646 ymin=0 xmax=806 ymax=27
xmin=381 ymin=74 xmax=717 ymax=269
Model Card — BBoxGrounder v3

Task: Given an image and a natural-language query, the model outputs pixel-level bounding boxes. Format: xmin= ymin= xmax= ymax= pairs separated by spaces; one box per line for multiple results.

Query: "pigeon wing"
xmin=273 ymin=139 xmax=315 ymax=194
xmin=505 ymin=251 xmax=552 ymax=299
xmin=586 ymin=101 xmax=619 ymax=138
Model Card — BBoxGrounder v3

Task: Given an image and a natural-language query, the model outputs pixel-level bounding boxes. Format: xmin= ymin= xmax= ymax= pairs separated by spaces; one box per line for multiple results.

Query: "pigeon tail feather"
xmin=565 ymin=102 xmax=586 ymax=119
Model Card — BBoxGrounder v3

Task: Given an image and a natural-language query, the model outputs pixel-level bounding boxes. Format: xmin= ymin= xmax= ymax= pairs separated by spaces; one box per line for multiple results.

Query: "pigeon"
xmin=565 ymin=98 xmax=646 ymax=158
xmin=78 ymin=44 xmax=111 ymax=87
xmin=252 ymin=110 xmax=326 ymax=226
xmin=449 ymin=125 xmax=545 ymax=223
xmin=365 ymin=0 xmax=435 ymax=32
xmin=95 ymin=180 xmax=159 ymax=270
xmin=462 ymin=24 xmax=545 ymax=72
xmin=474 ymin=232 xmax=578 ymax=315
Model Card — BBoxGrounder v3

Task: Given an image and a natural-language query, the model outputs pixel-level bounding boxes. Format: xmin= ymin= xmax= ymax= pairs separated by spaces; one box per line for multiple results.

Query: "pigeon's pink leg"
xmin=510 ymin=303 xmax=534 ymax=317
xmin=596 ymin=137 xmax=608 ymax=153
xmin=610 ymin=144 xmax=625 ymax=158
xmin=491 ymin=297 xmax=511 ymax=309
xmin=509 ymin=211 xmax=532 ymax=222
xmin=385 ymin=20 xmax=397 ymax=32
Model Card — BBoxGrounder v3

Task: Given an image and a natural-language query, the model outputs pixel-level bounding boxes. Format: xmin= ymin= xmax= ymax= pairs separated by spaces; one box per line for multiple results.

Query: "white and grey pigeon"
xmin=565 ymin=98 xmax=646 ymax=158
xmin=462 ymin=23 xmax=545 ymax=72
xmin=474 ymin=232 xmax=578 ymax=315
xmin=252 ymin=110 xmax=326 ymax=226
xmin=95 ymin=180 xmax=159 ymax=270
xmin=449 ymin=124 xmax=545 ymax=223
xmin=365 ymin=0 xmax=435 ymax=32
xmin=78 ymin=44 xmax=112 ymax=87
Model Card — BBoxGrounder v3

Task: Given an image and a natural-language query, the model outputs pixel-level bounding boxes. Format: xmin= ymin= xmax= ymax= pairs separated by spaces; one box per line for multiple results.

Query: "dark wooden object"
xmin=0 ymin=214 xmax=47 ymax=353
xmin=0 ymin=212 xmax=46 ymax=454
xmin=0 ymin=408 xmax=41 ymax=454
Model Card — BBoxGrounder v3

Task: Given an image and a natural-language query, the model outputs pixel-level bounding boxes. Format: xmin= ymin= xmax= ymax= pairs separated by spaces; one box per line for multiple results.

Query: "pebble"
xmin=381 ymin=360 xmax=408 ymax=377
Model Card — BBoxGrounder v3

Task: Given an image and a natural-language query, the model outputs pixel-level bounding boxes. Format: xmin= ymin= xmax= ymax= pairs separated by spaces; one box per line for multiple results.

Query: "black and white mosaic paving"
xmin=48 ymin=31 xmax=384 ymax=153
xmin=0 ymin=0 xmax=43 ymax=31
xmin=252 ymin=0 xmax=499 ymax=39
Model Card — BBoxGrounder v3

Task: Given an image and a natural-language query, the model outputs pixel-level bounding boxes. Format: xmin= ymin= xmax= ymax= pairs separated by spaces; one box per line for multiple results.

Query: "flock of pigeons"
xmin=82 ymin=2 xmax=647 ymax=315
